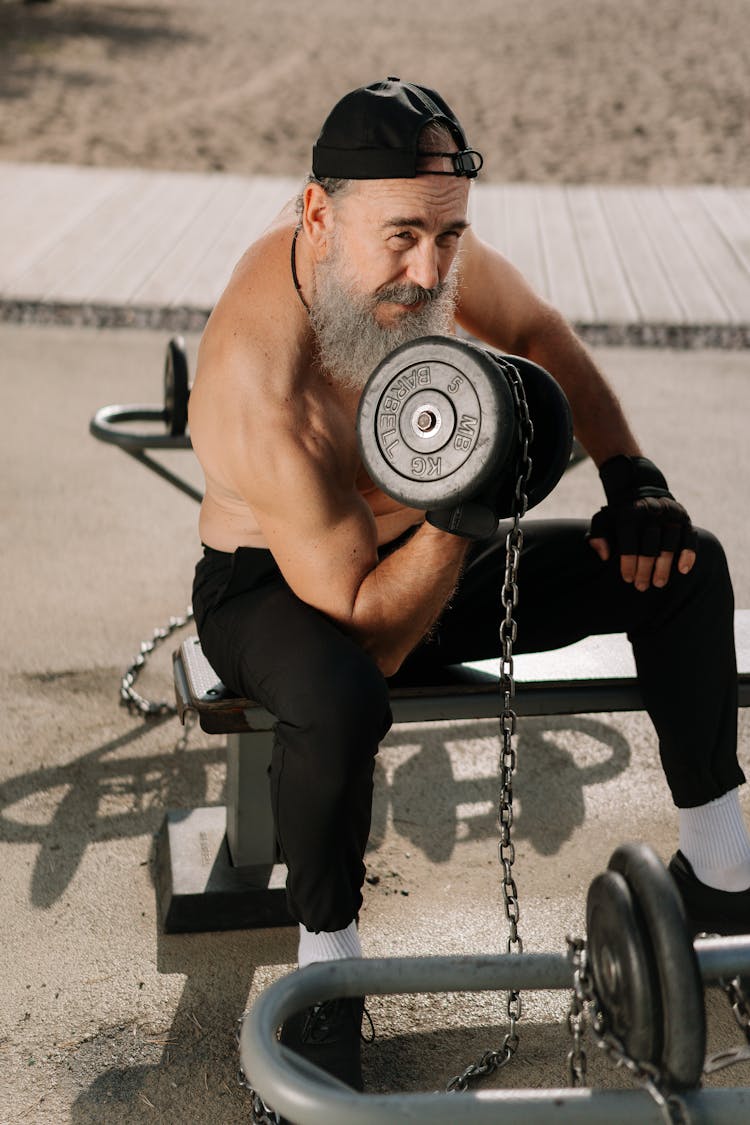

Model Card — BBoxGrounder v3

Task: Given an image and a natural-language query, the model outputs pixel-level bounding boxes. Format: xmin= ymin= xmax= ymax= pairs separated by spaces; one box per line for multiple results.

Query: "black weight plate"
xmin=586 ymin=869 xmax=661 ymax=1063
xmin=488 ymin=352 xmax=573 ymax=517
xmin=164 ymin=336 xmax=190 ymax=437
xmin=356 ymin=336 xmax=517 ymax=509
xmin=608 ymin=842 xmax=705 ymax=1090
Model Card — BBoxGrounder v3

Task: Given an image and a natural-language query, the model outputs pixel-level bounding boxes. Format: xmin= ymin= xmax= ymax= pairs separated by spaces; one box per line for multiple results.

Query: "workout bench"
xmin=155 ymin=610 xmax=750 ymax=933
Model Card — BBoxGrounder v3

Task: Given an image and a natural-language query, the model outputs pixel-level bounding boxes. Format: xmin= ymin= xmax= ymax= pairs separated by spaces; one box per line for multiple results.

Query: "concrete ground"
xmin=2 ymin=322 xmax=750 ymax=1123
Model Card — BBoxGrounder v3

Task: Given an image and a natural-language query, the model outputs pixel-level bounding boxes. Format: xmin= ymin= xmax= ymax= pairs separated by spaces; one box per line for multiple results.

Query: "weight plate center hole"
xmin=411 ymin=402 xmax=442 ymax=440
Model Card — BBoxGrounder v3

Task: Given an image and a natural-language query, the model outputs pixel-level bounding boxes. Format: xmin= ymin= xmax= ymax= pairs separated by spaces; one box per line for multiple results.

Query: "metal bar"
xmin=389 ymin=684 xmax=647 ymax=723
xmin=694 ymin=935 xmax=750 ymax=982
xmin=124 ymin=449 xmax=203 ymax=503
xmin=90 ymin=404 xmax=202 ymax=499
xmin=240 ymin=1077 xmax=749 ymax=1125
xmin=240 ymin=947 xmax=750 ymax=1125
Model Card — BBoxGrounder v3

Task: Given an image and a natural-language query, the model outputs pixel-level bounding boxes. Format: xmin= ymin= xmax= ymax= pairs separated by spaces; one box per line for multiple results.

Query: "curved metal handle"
xmin=239 ymin=943 xmax=750 ymax=1125
xmin=89 ymin=404 xmax=192 ymax=450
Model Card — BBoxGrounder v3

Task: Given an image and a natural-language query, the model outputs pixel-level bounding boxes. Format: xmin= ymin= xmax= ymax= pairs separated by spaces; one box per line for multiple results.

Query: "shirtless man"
xmin=189 ymin=79 xmax=750 ymax=1089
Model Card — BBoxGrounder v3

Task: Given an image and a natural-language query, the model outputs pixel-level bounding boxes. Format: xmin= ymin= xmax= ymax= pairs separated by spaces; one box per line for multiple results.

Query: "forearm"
xmin=350 ymin=521 xmax=469 ymax=677
xmin=522 ymin=310 xmax=641 ymax=467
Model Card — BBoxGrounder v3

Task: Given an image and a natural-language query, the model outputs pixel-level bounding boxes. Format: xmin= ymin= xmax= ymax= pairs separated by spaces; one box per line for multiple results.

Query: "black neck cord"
xmin=291 ymin=226 xmax=310 ymax=312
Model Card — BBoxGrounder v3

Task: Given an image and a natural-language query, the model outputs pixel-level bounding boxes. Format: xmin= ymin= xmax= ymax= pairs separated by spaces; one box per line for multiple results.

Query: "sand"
xmin=1 ymin=0 xmax=748 ymax=184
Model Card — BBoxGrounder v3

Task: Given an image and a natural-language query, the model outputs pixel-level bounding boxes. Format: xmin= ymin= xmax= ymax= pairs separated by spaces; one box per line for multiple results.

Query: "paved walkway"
xmin=1 ymin=161 xmax=749 ymax=345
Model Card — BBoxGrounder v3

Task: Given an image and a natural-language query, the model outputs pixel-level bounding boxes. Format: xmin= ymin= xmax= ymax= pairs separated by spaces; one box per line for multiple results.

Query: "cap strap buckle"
xmin=418 ymin=148 xmax=484 ymax=178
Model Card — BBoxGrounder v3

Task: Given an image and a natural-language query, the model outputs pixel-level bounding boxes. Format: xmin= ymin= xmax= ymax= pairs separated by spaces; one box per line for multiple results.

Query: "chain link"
xmin=566 ymin=937 xmax=693 ymax=1124
xmin=722 ymin=974 xmax=750 ymax=1042
xmin=236 ymin=1012 xmax=281 ymax=1124
xmin=120 ymin=607 xmax=194 ymax=717
xmin=447 ymin=358 xmax=533 ymax=1093
xmin=566 ymin=936 xmax=589 ymax=1087
xmin=703 ymin=974 xmax=750 ymax=1073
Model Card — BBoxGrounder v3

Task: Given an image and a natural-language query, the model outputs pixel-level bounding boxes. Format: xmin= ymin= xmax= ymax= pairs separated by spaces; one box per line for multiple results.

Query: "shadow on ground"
xmin=0 ymin=711 xmax=630 ymax=904
xmin=67 ymin=927 xmax=294 ymax=1123
xmin=370 ymin=715 xmax=631 ymax=861
xmin=3 ymin=697 xmax=631 ymax=1119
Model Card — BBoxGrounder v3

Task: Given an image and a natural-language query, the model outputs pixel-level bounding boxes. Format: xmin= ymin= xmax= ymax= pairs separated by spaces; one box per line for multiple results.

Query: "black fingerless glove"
xmin=590 ymin=455 xmax=697 ymax=557
xmin=425 ymin=491 xmax=500 ymax=540
xmin=425 ymin=459 xmax=525 ymax=540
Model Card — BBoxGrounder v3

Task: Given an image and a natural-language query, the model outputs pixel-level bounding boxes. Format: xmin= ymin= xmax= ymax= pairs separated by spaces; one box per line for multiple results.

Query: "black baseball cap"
xmin=312 ymin=77 xmax=483 ymax=180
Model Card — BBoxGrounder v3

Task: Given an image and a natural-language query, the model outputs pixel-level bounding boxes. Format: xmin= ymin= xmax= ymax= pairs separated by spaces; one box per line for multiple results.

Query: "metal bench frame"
xmin=155 ymin=611 xmax=750 ymax=934
xmin=239 ymin=940 xmax=750 ymax=1125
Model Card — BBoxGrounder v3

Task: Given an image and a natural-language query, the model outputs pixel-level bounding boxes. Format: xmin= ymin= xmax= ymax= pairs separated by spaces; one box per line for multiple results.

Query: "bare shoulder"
xmin=188 ymin=206 xmax=361 ymax=499
xmin=207 ymin=209 xmax=301 ymax=358
xmin=192 ymin=214 xmax=303 ymax=410
xmin=188 ymin=212 xmax=310 ymax=483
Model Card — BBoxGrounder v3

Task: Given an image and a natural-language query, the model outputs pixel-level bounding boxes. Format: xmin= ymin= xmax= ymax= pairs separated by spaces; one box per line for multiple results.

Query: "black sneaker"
xmin=279 ymin=996 xmax=366 ymax=1091
xmin=668 ymin=850 xmax=750 ymax=936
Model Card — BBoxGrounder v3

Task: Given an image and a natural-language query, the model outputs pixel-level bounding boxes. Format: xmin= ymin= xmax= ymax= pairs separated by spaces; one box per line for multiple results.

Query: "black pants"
xmin=192 ymin=520 xmax=743 ymax=932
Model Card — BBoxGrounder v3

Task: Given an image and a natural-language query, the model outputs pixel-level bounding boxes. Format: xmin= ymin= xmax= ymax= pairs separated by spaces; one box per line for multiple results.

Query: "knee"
xmin=287 ymin=647 xmax=392 ymax=765
xmin=324 ymin=651 xmax=392 ymax=746
xmin=672 ymin=526 xmax=735 ymax=621
xmin=690 ymin=527 xmax=732 ymax=588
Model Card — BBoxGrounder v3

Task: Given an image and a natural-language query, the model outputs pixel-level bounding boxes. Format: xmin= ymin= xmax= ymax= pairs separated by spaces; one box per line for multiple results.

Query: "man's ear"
xmin=302 ymin=182 xmax=336 ymax=257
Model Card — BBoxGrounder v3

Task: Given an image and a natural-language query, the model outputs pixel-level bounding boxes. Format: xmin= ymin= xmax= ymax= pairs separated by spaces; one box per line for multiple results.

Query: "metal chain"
xmin=120 ymin=607 xmax=194 ymax=717
xmin=566 ymin=936 xmax=589 ymax=1087
xmin=703 ymin=974 xmax=750 ymax=1073
xmin=566 ymin=937 xmax=692 ymax=1124
xmin=447 ymin=358 xmax=533 ymax=1093
xmin=236 ymin=1012 xmax=281 ymax=1124
xmin=723 ymin=975 xmax=750 ymax=1039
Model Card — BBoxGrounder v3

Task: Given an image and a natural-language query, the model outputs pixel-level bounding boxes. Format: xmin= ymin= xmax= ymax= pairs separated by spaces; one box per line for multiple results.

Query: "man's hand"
xmin=588 ymin=455 xmax=697 ymax=590
xmin=425 ymin=488 xmax=500 ymax=540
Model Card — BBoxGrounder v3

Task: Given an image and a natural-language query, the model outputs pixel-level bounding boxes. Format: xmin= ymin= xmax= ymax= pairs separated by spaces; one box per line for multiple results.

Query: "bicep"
xmin=235 ymin=433 xmax=379 ymax=626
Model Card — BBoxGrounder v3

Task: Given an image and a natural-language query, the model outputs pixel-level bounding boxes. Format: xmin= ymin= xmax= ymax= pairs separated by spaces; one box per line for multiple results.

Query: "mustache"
xmin=309 ymin=248 xmax=459 ymax=391
xmin=374 ymin=281 xmax=447 ymax=306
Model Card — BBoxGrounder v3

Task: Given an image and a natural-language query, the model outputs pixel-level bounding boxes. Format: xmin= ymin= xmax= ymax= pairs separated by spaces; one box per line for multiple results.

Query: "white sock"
xmin=297 ymin=920 xmax=362 ymax=969
xmin=679 ymin=788 xmax=750 ymax=892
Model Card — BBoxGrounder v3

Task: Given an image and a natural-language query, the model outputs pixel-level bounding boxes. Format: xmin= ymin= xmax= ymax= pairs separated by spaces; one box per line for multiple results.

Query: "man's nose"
xmin=406 ymin=243 xmax=440 ymax=291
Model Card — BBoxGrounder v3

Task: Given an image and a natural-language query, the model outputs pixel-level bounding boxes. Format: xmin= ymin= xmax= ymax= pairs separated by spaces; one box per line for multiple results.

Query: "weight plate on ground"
xmin=586 ymin=869 xmax=661 ymax=1063
xmin=356 ymin=336 xmax=517 ymax=509
xmin=164 ymin=336 xmax=190 ymax=437
xmin=608 ymin=842 xmax=705 ymax=1090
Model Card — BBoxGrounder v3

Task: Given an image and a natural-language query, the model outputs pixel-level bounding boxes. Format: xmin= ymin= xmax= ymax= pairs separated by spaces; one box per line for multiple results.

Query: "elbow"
xmin=351 ymin=600 xmax=404 ymax=679
xmin=362 ymin=636 xmax=404 ymax=680
xmin=375 ymin=652 xmax=402 ymax=680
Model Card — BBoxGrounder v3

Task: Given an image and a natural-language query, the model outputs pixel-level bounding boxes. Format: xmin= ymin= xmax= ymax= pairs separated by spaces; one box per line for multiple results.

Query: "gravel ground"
xmin=1 ymin=0 xmax=748 ymax=184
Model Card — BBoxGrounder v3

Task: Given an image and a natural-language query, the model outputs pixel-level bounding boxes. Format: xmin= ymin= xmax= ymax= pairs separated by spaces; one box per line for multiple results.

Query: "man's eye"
xmin=392 ymin=231 xmax=414 ymax=243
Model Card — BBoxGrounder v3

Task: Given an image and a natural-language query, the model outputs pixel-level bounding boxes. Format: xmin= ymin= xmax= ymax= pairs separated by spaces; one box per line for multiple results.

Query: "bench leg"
xmin=154 ymin=728 xmax=292 ymax=933
xmin=226 ymin=730 xmax=278 ymax=866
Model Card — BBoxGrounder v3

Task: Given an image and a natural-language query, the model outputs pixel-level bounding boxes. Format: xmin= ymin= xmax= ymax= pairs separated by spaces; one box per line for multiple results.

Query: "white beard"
xmin=309 ymin=241 xmax=458 ymax=391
